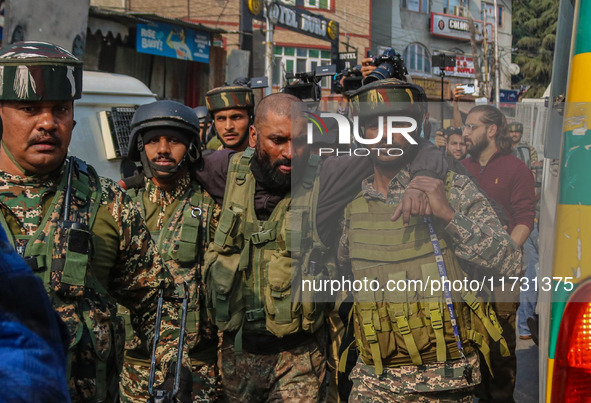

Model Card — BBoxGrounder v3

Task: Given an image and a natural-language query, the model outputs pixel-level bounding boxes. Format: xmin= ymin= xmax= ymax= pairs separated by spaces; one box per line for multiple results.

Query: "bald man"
xmin=196 ymin=93 xmax=451 ymax=401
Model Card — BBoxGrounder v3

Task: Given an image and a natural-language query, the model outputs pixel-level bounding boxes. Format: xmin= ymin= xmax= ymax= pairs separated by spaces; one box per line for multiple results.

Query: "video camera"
xmin=232 ymin=76 xmax=269 ymax=89
xmin=363 ymin=47 xmax=409 ymax=84
xmin=333 ymin=65 xmax=363 ymax=94
xmin=283 ymin=64 xmax=337 ymax=102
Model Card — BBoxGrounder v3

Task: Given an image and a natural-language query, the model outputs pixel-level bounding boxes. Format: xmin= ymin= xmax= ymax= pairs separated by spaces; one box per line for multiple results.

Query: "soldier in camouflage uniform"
xmin=508 ymin=122 xmax=538 ymax=168
xmin=339 ymin=79 xmax=522 ymax=402
xmin=197 ymin=90 xmax=457 ymax=401
xmin=201 ymin=93 xmax=330 ymax=402
xmin=118 ymin=100 xmax=220 ymax=402
xmin=0 ymin=41 xmax=189 ymax=402
xmin=204 ymin=85 xmax=254 ymax=151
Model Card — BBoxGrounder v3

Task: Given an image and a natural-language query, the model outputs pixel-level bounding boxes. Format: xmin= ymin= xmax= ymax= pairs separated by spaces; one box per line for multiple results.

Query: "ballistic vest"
xmin=344 ymin=172 xmax=508 ymax=375
xmin=121 ymin=180 xmax=215 ymax=362
xmin=0 ymin=158 xmax=117 ymax=401
xmin=514 ymin=145 xmax=533 ymax=168
xmin=204 ymin=149 xmax=332 ymax=340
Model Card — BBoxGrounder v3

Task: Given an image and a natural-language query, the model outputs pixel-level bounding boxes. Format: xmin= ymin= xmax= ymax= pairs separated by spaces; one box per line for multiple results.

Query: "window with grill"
xmin=273 ymin=46 xmax=332 ymax=89
xmin=402 ymin=0 xmax=428 ymax=13
xmin=404 ymin=43 xmax=432 ymax=76
xmin=305 ymin=0 xmax=331 ymax=10
xmin=98 ymin=107 xmax=137 ymax=160
xmin=481 ymin=2 xmax=503 ymax=27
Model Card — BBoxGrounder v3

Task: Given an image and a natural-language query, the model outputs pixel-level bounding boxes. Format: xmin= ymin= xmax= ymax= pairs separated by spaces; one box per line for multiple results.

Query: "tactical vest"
xmin=344 ymin=172 xmax=508 ymax=375
xmin=0 ymin=158 xmax=117 ymax=401
xmin=514 ymin=145 xmax=532 ymax=168
xmin=204 ymin=149 xmax=332 ymax=341
xmin=121 ymin=180 xmax=215 ymax=362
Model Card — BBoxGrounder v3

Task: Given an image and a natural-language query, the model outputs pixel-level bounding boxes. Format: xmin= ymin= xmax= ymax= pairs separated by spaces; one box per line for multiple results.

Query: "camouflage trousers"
xmin=220 ymin=334 xmax=327 ymax=402
xmin=349 ymin=352 xmax=480 ymax=402
xmin=119 ymin=354 xmax=220 ymax=402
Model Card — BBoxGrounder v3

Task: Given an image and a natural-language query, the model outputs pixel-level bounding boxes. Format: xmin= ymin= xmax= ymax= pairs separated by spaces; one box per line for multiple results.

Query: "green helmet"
xmin=0 ymin=41 xmax=82 ymax=101
xmin=349 ymin=78 xmax=427 ymax=122
xmin=205 ymin=85 xmax=254 ymax=115
xmin=508 ymin=122 xmax=523 ymax=133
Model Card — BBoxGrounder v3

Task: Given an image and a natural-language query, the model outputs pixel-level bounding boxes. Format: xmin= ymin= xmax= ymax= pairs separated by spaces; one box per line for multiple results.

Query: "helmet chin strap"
xmin=137 ymin=137 xmax=153 ymax=179
xmin=147 ymin=154 xmax=188 ymax=179
xmin=137 ymin=135 xmax=189 ymax=179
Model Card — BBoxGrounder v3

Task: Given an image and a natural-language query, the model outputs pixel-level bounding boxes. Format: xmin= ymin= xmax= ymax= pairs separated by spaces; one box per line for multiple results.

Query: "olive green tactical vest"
xmin=204 ymin=148 xmax=332 ymax=339
xmin=0 ymin=158 xmax=116 ymax=400
xmin=120 ymin=181 xmax=214 ymax=362
xmin=344 ymin=173 xmax=508 ymax=375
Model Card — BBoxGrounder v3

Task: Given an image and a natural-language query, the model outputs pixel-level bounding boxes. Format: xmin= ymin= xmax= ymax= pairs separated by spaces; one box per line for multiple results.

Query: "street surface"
xmin=515 ymin=332 xmax=539 ymax=403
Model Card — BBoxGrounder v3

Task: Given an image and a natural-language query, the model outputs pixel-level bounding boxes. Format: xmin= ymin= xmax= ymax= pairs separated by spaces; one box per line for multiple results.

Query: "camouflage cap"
xmin=205 ymin=85 xmax=254 ymax=114
xmin=508 ymin=122 xmax=523 ymax=132
xmin=349 ymin=78 xmax=427 ymax=121
xmin=0 ymin=41 xmax=83 ymax=101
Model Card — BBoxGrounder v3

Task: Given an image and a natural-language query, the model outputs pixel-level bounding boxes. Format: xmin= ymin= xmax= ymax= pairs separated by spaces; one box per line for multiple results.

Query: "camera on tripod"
xmin=283 ymin=64 xmax=337 ymax=102
xmin=364 ymin=47 xmax=409 ymax=84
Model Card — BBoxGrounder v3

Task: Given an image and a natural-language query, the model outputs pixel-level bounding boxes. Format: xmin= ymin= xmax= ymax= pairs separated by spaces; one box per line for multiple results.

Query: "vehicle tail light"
xmin=552 ymin=282 xmax=591 ymax=402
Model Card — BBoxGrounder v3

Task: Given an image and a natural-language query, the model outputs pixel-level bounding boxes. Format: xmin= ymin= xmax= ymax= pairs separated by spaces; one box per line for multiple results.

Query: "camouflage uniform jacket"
xmin=338 ymin=165 xmax=522 ymax=392
xmin=339 ymin=166 xmax=521 ymax=277
xmin=126 ymin=173 xmax=219 ymax=362
xmin=0 ymin=159 xmax=180 ymax=402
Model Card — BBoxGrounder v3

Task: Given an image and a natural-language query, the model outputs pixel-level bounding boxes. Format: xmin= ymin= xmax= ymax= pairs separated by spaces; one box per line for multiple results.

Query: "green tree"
xmin=512 ymin=0 xmax=558 ymax=98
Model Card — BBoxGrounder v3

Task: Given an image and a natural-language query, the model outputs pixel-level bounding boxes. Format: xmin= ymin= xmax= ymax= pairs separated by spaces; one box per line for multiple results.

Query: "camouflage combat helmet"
xmin=205 ymin=85 xmax=254 ymax=115
xmin=129 ymin=100 xmax=201 ymax=179
xmin=0 ymin=41 xmax=82 ymax=101
xmin=349 ymin=78 xmax=427 ymax=137
xmin=508 ymin=122 xmax=523 ymax=133
xmin=350 ymin=78 xmax=427 ymax=120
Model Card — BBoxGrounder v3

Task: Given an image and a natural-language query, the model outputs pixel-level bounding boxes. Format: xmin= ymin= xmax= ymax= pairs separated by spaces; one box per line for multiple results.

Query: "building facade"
xmin=88 ymin=1 xmax=226 ymax=106
xmin=372 ymin=0 xmax=513 ymax=125
xmin=114 ymin=0 xmax=370 ymax=99
xmin=89 ymin=0 xmax=511 ymax=118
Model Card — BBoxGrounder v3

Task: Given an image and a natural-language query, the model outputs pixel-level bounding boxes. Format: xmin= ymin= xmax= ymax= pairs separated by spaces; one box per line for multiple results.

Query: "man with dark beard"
xmin=461 ymin=105 xmax=535 ymax=403
xmin=461 ymin=106 xmax=534 ymax=249
xmin=194 ymin=88 xmax=454 ymax=400
xmin=340 ymin=78 xmax=520 ymax=402
xmin=202 ymin=93 xmax=329 ymax=401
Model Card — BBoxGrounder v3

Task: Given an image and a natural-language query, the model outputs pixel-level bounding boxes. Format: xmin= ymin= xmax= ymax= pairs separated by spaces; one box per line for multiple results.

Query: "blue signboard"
xmin=136 ymin=22 xmax=209 ymax=63
xmin=500 ymin=89 xmax=519 ymax=103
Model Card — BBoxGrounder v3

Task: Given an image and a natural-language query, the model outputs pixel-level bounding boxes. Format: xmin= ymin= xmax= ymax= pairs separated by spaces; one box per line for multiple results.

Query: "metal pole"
xmin=493 ymin=0 xmax=500 ymax=106
xmin=483 ymin=10 xmax=489 ymax=98
xmin=264 ymin=2 xmax=274 ymax=96
xmin=441 ymin=69 xmax=445 ymax=129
